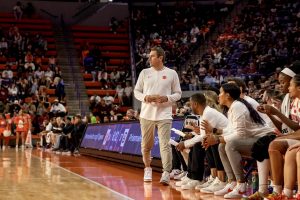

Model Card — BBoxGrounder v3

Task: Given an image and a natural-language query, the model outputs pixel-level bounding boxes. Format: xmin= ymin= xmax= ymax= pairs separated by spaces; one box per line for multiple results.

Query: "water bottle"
xmin=268 ymin=179 xmax=273 ymax=194
xmin=251 ymin=171 xmax=259 ymax=193
xmin=246 ymin=174 xmax=253 ymax=194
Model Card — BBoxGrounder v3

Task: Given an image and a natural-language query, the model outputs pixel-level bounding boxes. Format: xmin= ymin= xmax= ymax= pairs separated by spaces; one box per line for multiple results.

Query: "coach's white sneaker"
xmin=159 ymin=171 xmax=170 ymax=185
xmin=144 ymin=167 xmax=152 ymax=182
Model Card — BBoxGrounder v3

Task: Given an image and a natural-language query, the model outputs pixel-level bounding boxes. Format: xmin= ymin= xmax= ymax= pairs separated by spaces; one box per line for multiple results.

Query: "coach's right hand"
xmin=144 ymin=95 xmax=159 ymax=103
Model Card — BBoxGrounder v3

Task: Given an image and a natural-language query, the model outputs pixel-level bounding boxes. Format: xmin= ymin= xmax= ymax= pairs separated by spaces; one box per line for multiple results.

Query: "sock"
xmin=274 ymin=185 xmax=282 ymax=194
xmin=238 ymin=182 xmax=246 ymax=192
xmin=257 ymin=159 xmax=270 ymax=194
xmin=283 ymin=188 xmax=293 ymax=198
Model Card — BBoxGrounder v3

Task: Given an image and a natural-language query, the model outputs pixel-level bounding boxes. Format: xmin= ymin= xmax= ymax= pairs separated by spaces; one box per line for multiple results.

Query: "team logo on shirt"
xmin=162 ymin=76 xmax=167 ymax=79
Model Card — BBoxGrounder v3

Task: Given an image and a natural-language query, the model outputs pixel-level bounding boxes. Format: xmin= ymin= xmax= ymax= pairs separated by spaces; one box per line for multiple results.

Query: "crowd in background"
xmin=177 ymin=0 xmax=299 ymax=95
xmin=132 ymin=1 xmax=230 ymax=76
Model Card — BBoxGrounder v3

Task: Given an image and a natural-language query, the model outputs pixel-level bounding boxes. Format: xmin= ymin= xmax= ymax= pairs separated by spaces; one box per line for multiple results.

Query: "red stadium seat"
xmin=46 ymin=89 xmax=55 ymax=95
xmin=108 ymin=59 xmax=129 ymax=65
xmin=73 ymin=32 xmax=128 ymax=39
xmin=86 ymin=89 xmax=116 ymax=96
xmin=84 ymin=81 xmax=102 ymax=88
xmin=74 ymin=38 xmax=129 ymax=45
xmin=71 ymin=25 xmax=127 ymax=33
xmin=102 ymin=52 xmax=130 ymax=58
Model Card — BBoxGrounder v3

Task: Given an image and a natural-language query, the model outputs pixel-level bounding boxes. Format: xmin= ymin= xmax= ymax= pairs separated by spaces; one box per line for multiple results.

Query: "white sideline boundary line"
xmin=31 ymin=152 xmax=134 ymax=200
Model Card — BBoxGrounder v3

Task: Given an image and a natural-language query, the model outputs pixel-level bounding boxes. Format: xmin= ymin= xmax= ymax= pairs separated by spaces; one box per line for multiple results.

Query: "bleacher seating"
xmin=72 ymin=25 xmax=132 ymax=113
xmin=0 ymin=12 xmax=58 ymax=103
xmin=0 ymin=12 xmax=56 ymax=55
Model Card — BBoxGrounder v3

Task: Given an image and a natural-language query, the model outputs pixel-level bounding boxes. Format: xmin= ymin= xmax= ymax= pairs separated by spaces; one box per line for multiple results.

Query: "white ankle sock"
xmin=257 ymin=159 xmax=270 ymax=194
xmin=283 ymin=188 xmax=292 ymax=198
xmin=274 ymin=185 xmax=282 ymax=194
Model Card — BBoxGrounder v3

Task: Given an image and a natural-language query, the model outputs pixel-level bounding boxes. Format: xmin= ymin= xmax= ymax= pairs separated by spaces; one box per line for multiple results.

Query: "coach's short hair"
xmin=151 ymin=46 xmax=165 ymax=62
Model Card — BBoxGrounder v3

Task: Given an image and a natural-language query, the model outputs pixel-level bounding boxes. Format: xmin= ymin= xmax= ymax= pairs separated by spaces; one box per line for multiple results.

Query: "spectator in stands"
xmin=198 ymin=64 xmax=207 ymax=80
xmin=180 ymin=72 xmax=190 ymax=91
xmin=134 ymin=46 xmax=182 ymax=185
xmin=53 ymin=66 xmax=61 ymax=79
xmin=94 ymin=99 xmax=110 ymax=123
xmin=17 ymin=78 xmax=29 ymax=100
xmin=0 ymin=86 xmax=8 ymax=103
xmin=89 ymin=94 xmax=100 ymax=114
xmin=103 ymin=115 xmax=110 ymax=123
xmin=36 ymin=101 xmax=47 ymax=116
xmin=98 ymin=69 xmax=108 ymax=89
xmin=44 ymin=67 xmax=54 ymax=86
xmin=24 ymin=99 xmax=36 ymax=115
xmin=203 ymin=73 xmax=217 ymax=88
xmin=13 ymin=1 xmax=23 ymax=20
xmin=123 ymin=109 xmax=137 ymax=121
xmin=49 ymin=99 xmax=66 ymax=118
xmin=14 ymin=32 xmax=22 ymax=48
xmin=30 ymin=79 xmax=39 ymax=96
xmin=9 ymin=100 xmax=21 ymax=115
xmin=103 ymin=92 xmax=114 ymax=106
xmin=89 ymin=112 xmax=97 ymax=124
xmin=109 ymin=110 xmax=118 ymax=122
xmin=34 ymin=67 xmax=44 ymax=80
xmin=0 ymin=37 xmax=8 ymax=50
xmin=124 ymin=81 xmax=133 ymax=106
xmin=115 ymin=84 xmax=124 ymax=105
xmin=8 ymin=83 xmax=18 ymax=102
xmin=189 ymin=73 xmax=200 ymax=91
xmin=109 ymin=17 xmax=119 ymax=34
xmin=48 ymin=56 xmax=56 ymax=70
xmin=83 ymin=53 xmax=94 ymax=71
xmin=24 ymin=2 xmax=35 ymax=18
xmin=24 ymin=51 xmax=35 ymax=71
xmin=190 ymin=24 xmax=200 ymax=37
xmin=110 ymin=69 xmax=121 ymax=83
xmin=2 ymin=65 xmax=13 ymax=85
xmin=55 ymin=78 xmax=65 ymax=101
